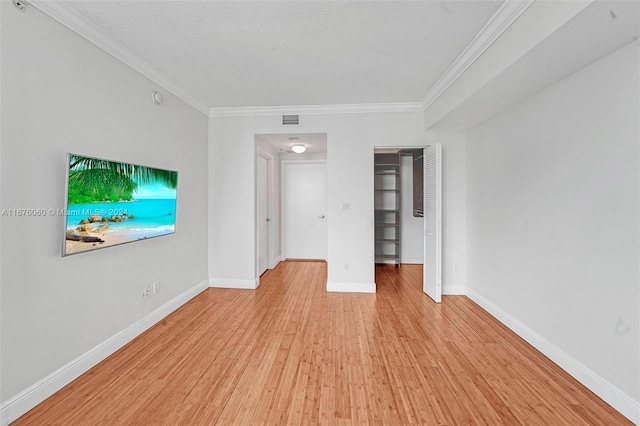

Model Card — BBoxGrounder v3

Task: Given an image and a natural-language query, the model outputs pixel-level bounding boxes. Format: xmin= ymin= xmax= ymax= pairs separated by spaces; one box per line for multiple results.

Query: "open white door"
xmin=423 ymin=144 xmax=442 ymax=302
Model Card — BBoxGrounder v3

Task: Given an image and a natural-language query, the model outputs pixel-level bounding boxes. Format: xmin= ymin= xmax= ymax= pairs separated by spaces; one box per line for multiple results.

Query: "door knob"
xmin=266 ymin=218 xmax=271 ymax=222
xmin=318 ymin=215 xmax=325 ymax=219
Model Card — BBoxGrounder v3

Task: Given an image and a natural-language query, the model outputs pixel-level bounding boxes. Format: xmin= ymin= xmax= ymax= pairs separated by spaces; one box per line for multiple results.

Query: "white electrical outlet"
xmin=344 ymin=263 xmax=349 ymax=270
xmin=143 ymin=285 xmax=151 ymax=300
xmin=153 ymin=281 xmax=160 ymax=294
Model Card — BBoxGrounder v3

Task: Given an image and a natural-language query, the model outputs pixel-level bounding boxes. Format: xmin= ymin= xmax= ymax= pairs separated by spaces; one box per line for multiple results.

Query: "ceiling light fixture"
xmin=291 ymin=144 xmax=306 ymax=154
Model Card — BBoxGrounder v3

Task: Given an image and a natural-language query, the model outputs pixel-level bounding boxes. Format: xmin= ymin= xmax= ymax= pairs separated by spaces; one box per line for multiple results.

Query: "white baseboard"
xmin=465 ymin=287 xmax=639 ymax=425
xmin=0 ymin=279 xmax=209 ymax=426
xmin=442 ymin=284 xmax=466 ymax=295
xmin=327 ymin=281 xmax=376 ymax=293
xmin=209 ymin=277 xmax=258 ymax=289
xmin=269 ymin=256 xmax=282 ymax=270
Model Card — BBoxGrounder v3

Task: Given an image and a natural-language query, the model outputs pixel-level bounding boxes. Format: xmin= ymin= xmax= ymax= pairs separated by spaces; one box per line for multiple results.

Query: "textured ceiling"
xmin=65 ymin=0 xmax=502 ymax=109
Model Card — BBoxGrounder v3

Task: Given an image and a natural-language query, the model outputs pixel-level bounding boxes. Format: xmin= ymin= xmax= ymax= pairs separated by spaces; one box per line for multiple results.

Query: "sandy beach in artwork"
xmin=65 ymin=230 xmax=136 ymax=255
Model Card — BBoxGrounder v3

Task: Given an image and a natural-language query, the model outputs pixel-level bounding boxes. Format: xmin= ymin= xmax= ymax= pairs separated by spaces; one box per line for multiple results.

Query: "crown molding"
xmin=29 ymin=0 xmax=210 ymax=116
xmin=209 ymin=102 xmax=423 ymax=118
xmin=420 ymin=0 xmax=535 ymax=111
xmin=26 ymin=0 xmax=532 ymax=119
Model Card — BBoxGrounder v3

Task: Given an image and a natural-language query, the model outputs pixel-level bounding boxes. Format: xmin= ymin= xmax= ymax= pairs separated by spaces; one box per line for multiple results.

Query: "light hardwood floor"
xmin=15 ymin=261 xmax=630 ymax=425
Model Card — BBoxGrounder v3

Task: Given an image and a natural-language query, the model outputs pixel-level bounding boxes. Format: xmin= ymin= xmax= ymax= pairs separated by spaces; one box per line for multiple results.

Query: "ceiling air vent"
xmin=282 ymin=115 xmax=300 ymax=126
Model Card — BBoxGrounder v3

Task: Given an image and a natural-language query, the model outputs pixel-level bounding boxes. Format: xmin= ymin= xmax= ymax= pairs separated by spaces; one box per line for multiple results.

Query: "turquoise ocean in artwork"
xmin=67 ymin=198 xmax=176 ymax=239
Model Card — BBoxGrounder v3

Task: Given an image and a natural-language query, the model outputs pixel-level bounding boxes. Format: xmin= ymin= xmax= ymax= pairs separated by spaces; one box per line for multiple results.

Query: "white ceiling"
xmin=433 ymin=0 xmax=640 ymax=130
xmin=64 ymin=0 xmax=502 ymax=109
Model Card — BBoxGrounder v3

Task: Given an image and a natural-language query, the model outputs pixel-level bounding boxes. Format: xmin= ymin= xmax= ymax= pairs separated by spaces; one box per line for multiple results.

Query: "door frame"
xmin=281 ymin=159 xmax=328 ymax=261
xmin=255 ymin=148 xmax=275 ymax=279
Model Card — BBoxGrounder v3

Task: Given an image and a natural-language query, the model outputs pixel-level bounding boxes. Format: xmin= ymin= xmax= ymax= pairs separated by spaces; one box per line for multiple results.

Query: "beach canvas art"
xmin=63 ymin=154 xmax=178 ymax=256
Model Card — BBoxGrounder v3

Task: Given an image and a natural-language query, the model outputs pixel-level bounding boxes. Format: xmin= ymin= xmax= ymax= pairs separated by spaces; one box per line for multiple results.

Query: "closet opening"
xmin=374 ymin=145 xmax=442 ymax=302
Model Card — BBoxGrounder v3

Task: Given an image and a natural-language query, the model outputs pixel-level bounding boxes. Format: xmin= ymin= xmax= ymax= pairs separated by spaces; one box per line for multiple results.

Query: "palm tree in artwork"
xmin=69 ymin=154 xmax=177 ymax=187
xmin=68 ymin=154 xmax=177 ymax=203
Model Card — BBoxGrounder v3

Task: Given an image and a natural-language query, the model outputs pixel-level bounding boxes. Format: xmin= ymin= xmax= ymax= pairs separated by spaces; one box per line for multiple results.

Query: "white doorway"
xmin=283 ymin=161 xmax=327 ymax=260
xmin=374 ymin=145 xmax=442 ymax=303
xmin=255 ymin=133 xmax=328 ymax=278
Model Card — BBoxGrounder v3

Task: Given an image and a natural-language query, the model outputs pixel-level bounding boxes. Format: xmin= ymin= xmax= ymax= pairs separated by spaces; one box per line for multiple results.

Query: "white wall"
xmin=466 ymin=43 xmax=639 ymax=419
xmin=280 ymin=152 xmax=327 ymax=161
xmin=400 ymin=156 xmax=423 ymax=264
xmin=0 ymin=2 xmax=209 ymax=416
xmin=209 ymin=113 xmax=467 ymax=292
xmin=437 ymin=132 xmax=467 ymax=293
